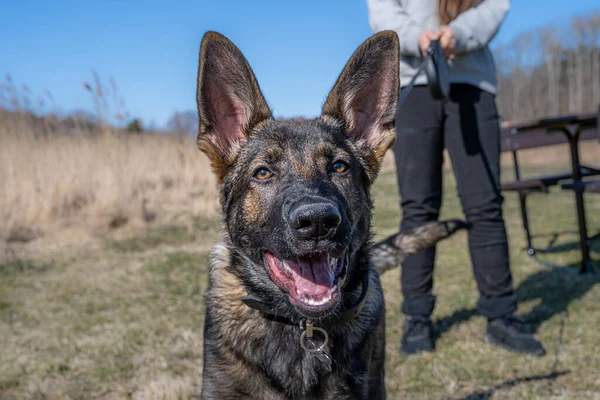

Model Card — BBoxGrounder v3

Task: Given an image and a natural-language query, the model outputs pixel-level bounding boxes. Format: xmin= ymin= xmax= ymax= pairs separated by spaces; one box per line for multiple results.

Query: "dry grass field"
xmin=0 ymin=121 xmax=218 ymax=246
xmin=1 ymin=122 xmax=600 ymax=399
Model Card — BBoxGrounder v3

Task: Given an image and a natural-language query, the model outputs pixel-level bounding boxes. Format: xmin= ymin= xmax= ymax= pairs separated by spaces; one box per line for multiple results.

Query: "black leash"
xmin=398 ymin=50 xmax=431 ymax=107
xmin=398 ymin=39 xmax=449 ymax=107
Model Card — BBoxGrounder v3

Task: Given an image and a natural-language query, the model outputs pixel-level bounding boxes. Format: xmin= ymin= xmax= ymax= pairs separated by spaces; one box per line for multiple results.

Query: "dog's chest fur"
xmin=200 ymin=243 xmax=385 ymax=400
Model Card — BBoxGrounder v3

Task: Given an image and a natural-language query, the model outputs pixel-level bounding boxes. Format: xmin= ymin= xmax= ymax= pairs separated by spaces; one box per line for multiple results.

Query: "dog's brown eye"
xmin=332 ymin=161 xmax=348 ymax=173
xmin=254 ymin=168 xmax=273 ymax=180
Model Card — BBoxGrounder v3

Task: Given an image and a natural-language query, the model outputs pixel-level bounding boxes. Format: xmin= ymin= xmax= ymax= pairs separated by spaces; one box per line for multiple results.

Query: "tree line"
xmin=494 ymin=11 xmax=600 ymax=122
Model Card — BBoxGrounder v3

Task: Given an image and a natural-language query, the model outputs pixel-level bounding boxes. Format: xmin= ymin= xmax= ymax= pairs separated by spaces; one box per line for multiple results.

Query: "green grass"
xmin=1 ymin=164 xmax=599 ymax=399
xmin=105 ymin=216 xmax=220 ymax=253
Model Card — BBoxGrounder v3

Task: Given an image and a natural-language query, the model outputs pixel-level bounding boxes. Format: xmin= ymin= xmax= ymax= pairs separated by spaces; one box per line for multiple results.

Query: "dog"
xmin=196 ymin=30 xmax=464 ymax=399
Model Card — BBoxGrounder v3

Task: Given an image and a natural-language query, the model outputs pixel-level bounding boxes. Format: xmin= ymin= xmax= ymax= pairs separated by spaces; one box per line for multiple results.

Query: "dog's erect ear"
xmin=321 ymin=31 xmax=399 ymax=177
xmin=197 ymin=31 xmax=272 ymax=181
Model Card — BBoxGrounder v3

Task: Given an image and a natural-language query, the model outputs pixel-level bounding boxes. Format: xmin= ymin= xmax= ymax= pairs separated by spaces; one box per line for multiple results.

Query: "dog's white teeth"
xmin=302 ymin=292 xmax=333 ymax=306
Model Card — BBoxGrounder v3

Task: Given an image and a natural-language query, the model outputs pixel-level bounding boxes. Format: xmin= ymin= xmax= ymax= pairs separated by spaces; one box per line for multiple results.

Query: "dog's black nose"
xmin=288 ymin=202 xmax=341 ymax=240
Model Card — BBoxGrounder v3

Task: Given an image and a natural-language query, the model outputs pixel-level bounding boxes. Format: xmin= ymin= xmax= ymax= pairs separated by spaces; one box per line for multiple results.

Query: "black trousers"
xmin=395 ymin=84 xmax=516 ymax=320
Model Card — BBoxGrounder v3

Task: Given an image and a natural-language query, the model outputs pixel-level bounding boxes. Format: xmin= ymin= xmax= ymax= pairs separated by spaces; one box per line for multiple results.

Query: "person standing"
xmin=367 ymin=0 xmax=546 ymax=356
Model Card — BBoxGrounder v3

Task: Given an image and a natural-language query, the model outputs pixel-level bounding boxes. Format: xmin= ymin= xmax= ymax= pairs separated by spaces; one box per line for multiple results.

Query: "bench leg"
xmin=512 ymin=151 xmax=536 ymax=256
xmin=574 ymin=189 xmax=593 ymax=274
xmin=519 ymin=192 xmax=535 ymax=256
xmin=562 ymin=126 xmax=594 ymax=274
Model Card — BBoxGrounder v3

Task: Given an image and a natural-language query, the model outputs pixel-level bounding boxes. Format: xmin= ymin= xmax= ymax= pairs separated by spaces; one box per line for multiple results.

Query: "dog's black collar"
xmin=241 ymin=272 xmax=370 ymax=328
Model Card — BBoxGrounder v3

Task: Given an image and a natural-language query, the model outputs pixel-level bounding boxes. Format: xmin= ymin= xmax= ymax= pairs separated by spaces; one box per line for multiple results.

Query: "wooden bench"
xmin=500 ymin=107 xmax=600 ymax=273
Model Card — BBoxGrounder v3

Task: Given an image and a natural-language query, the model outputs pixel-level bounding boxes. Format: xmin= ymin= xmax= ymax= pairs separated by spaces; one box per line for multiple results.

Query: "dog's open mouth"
xmin=264 ymin=250 xmax=347 ymax=316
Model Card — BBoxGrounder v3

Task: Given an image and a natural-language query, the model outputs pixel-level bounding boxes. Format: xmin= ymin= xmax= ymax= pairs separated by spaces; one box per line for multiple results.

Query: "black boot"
xmin=402 ymin=316 xmax=434 ymax=355
xmin=485 ymin=315 xmax=546 ymax=356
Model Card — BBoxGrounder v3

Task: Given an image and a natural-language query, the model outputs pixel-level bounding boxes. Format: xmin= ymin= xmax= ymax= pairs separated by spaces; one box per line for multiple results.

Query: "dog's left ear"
xmin=321 ymin=31 xmax=399 ymax=177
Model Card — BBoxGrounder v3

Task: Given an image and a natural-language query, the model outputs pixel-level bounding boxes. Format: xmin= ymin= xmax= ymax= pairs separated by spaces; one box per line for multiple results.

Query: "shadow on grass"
xmin=456 ymin=370 xmax=570 ymax=400
xmin=528 ymin=228 xmax=600 ymax=259
xmin=529 ymin=231 xmax=581 ymax=240
xmin=433 ymin=258 xmax=598 ymax=397
xmin=534 ymin=241 xmax=581 ymax=255
xmin=434 ymin=260 xmax=600 ymax=338
xmin=434 ymin=308 xmax=478 ymax=340
xmin=533 ymin=238 xmax=600 ymax=255
xmin=432 ymin=225 xmax=599 ymax=340
xmin=527 ymin=230 xmax=580 ymax=252
xmin=515 ymin=262 xmax=600 ymax=331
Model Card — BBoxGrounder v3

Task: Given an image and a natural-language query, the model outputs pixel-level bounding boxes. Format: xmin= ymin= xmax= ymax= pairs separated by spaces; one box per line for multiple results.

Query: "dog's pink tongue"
xmin=288 ymin=256 xmax=334 ymax=296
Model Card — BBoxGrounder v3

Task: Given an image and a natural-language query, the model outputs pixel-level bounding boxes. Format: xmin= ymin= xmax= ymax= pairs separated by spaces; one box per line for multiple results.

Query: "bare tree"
xmin=495 ymin=12 xmax=600 ymax=121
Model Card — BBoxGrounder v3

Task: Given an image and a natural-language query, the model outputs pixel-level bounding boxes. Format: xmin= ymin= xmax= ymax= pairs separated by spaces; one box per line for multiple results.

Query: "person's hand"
xmin=438 ymin=26 xmax=456 ymax=60
xmin=418 ymin=30 xmax=439 ymax=57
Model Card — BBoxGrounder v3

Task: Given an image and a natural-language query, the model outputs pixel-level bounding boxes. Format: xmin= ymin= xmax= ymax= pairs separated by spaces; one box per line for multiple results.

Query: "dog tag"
xmin=314 ymin=352 xmax=332 ymax=372
xmin=305 ymin=337 xmax=318 ymax=350
xmin=305 ymin=338 xmax=333 ymax=372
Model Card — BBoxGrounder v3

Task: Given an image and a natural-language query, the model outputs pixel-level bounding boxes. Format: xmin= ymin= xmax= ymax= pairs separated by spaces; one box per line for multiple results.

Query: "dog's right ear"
xmin=321 ymin=31 xmax=399 ymax=180
xmin=197 ymin=31 xmax=272 ymax=182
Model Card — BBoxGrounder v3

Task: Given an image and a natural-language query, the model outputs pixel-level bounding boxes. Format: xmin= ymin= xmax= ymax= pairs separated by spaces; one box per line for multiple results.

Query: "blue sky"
xmin=1 ymin=0 xmax=599 ymax=128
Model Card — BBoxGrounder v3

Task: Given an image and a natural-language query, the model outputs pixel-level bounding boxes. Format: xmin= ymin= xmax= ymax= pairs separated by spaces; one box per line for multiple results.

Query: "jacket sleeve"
xmin=449 ymin=0 xmax=510 ymax=54
xmin=367 ymin=0 xmax=423 ymax=57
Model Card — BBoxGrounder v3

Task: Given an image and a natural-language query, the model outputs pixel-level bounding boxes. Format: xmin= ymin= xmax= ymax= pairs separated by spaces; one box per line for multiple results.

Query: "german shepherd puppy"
xmin=197 ymin=30 xmax=463 ymax=399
